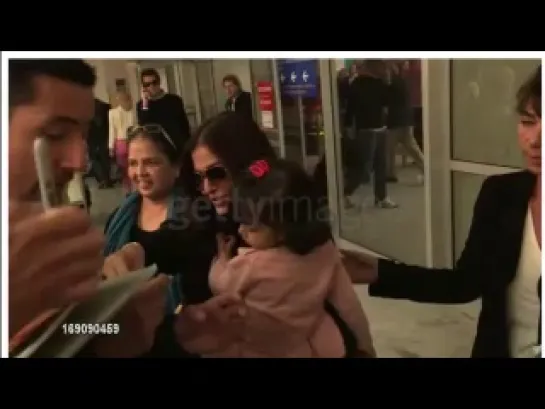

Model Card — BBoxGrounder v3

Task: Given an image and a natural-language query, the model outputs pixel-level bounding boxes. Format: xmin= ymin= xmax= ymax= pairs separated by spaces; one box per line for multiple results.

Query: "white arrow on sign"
xmin=290 ymin=71 xmax=297 ymax=82
xmin=280 ymin=73 xmax=286 ymax=83
xmin=302 ymin=70 xmax=309 ymax=82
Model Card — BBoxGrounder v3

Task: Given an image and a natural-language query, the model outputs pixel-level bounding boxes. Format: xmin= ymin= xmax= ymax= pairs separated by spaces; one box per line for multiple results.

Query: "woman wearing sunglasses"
xmin=102 ymin=124 xmax=218 ymax=356
xmin=173 ymin=112 xmax=363 ymax=357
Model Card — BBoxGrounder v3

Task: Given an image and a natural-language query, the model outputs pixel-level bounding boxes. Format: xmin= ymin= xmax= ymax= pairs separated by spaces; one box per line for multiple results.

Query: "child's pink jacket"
xmin=194 ymin=241 xmax=375 ymax=358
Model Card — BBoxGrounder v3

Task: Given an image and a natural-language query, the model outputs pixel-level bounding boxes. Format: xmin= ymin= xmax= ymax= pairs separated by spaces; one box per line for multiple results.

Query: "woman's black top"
xmin=102 ymin=197 xmax=217 ymax=358
xmin=104 ymin=201 xmax=217 ymax=306
xmin=130 ymin=224 xmax=215 ymax=305
xmin=370 ymin=171 xmax=540 ymax=357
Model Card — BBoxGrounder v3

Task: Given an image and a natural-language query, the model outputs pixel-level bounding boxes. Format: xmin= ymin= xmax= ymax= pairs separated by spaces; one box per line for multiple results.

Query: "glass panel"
xmin=277 ymin=59 xmax=323 ymax=172
xmin=194 ymin=60 xmax=217 ymax=122
xmin=250 ymin=60 xmax=281 ymax=155
xmin=334 ymin=60 xmax=427 ymax=265
xmin=451 ymin=171 xmax=488 ymax=261
xmin=451 ymin=59 xmax=540 ymax=167
xmin=177 ymin=61 xmax=199 ymax=130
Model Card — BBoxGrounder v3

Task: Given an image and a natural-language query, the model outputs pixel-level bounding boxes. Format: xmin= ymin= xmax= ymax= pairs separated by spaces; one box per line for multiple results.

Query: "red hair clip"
xmin=249 ymin=159 xmax=270 ymax=178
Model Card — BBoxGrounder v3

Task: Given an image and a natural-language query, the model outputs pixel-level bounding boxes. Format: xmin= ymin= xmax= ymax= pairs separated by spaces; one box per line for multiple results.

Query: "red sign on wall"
xmin=256 ymin=81 xmax=275 ymax=112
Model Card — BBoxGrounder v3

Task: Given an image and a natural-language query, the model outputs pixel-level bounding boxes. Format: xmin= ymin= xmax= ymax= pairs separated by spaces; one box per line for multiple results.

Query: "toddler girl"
xmin=188 ymin=158 xmax=375 ymax=358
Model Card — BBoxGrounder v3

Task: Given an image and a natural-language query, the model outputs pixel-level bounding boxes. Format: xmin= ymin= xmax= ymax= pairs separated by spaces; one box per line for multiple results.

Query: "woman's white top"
xmin=108 ymin=106 xmax=136 ymax=150
xmin=509 ymin=208 xmax=541 ymax=358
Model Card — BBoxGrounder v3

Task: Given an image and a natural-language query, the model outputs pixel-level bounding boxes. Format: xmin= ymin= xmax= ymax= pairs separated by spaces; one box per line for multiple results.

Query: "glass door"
xmin=320 ymin=59 xmax=429 ymax=266
xmin=249 ymin=59 xmax=285 ymax=157
xmin=174 ymin=61 xmax=200 ymax=130
xmin=276 ymin=59 xmax=323 ymax=173
xmin=194 ymin=60 xmax=218 ymax=122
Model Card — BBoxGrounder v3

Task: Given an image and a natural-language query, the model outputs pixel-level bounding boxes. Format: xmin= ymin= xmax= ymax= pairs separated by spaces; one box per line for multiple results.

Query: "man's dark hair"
xmin=234 ymin=159 xmax=331 ymax=255
xmin=222 ymin=74 xmax=242 ymax=89
xmin=9 ymin=59 xmax=96 ymax=110
xmin=141 ymin=68 xmax=160 ymax=84
xmin=516 ymin=64 xmax=541 ymax=118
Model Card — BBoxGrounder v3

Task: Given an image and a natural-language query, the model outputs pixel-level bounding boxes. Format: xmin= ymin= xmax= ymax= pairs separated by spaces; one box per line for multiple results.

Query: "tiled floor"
xmin=355 ymin=286 xmax=480 ymax=358
xmin=340 ymin=166 xmax=427 ymax=266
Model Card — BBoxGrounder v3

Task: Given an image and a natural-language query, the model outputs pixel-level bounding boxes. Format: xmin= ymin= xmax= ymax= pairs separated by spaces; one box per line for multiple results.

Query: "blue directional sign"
xmin=278 ymin=59 xmax=318 ymax=98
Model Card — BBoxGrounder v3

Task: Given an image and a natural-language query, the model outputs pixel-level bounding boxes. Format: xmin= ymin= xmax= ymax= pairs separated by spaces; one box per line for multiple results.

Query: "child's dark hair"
xmin=233 ymin=159 xmax=332 ymax=255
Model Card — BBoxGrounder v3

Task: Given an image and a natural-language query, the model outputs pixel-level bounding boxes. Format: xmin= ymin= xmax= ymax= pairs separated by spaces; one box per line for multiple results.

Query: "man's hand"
xmin=9 ymin=202 xmax=103 ymax=337
xmin=141 ymin=90 xmax=150 ymax=108
xmin=92 ymin=274 xmax=170 ymax=358
xmin=340 ymin=249 xmax=379 ymax=284
xmin=216 ymin=233 xmax=235 ymax=262
xmin=175 ymin=294 xmax=245 ymax=354
xmin=102 ymin=242 xmax=145 ymax=279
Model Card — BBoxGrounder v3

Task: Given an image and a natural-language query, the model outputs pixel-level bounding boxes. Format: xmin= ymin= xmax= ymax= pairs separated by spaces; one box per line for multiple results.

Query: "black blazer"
xmin=370 ymin=171 xmax=540 ymax=357
xmin=225 ymin=91 xmax=253 ymax=120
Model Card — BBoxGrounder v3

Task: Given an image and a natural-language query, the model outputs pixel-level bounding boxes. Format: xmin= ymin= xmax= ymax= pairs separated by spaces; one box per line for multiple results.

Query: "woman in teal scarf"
xmin=103 ymin=125 xmax=217 ymax=316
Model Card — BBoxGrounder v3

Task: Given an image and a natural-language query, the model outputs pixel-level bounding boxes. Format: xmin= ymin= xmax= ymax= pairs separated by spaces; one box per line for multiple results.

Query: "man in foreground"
xmin=8 ymin=59 xmax=168 ymax=357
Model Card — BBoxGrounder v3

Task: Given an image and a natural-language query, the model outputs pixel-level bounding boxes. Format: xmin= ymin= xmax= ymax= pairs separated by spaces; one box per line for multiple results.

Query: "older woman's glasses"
xmin=126 ymin=124 xmax=176 ymax=150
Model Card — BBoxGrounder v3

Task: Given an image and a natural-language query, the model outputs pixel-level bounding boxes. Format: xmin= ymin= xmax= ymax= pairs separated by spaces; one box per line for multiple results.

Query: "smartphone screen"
xmin=34 ymin=138 xmax=62 ymax=209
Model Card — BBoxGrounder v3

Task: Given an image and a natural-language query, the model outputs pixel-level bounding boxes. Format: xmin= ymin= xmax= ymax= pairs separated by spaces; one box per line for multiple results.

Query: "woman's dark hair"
xmin=128 ymin=127 xmax=180 ymax=164
xmin=516 ymin=64 xmax=541 ymax=118
xmin=183 ymin=111 xmax=277 ymax=178
xmin=233 ymin=159 xmax=331 ymax=255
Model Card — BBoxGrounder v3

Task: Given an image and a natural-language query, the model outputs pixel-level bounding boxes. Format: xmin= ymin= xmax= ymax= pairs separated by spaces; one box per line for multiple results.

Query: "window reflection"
xmin=335 ymin=59 xmax=427 ymax=265
xmin=451 ymin=59 xmax=540 ymax=167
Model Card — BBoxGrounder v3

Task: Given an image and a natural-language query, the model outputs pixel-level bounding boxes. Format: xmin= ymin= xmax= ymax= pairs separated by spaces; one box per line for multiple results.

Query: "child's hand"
xmin=217 ymin=233 xmax=235 ymax=260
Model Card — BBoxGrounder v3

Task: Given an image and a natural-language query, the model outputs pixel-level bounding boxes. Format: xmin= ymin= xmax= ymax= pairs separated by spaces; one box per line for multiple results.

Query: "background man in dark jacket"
xmin=223 ymin=74 xmax=253 ymax=120
xmin=345 ymin=60 xmax=397 ymax=209
xmin=137 ymin=68 xmax=191 ymax=153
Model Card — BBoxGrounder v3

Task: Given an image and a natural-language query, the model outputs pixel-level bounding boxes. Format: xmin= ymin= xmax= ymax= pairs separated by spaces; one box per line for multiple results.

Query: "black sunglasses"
xmin=142 ymin=80 xmax=158 ymax=88
xmin=195 ymin=166 xmax=228 ymax=188
xmin=127 ymin=124 xmax=176 ymax=149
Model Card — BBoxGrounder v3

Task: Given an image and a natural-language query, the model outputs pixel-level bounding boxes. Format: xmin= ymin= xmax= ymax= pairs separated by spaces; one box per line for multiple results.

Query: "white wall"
xmin=86 ymin=59 xmax=109 ymax=101
xmin=86 ymin=59 xmax=139 ymax=105
xmin=212 ymin=59 xmax=252 ymax=110
xmin=334 ymin=59 xmax=345 ymax=71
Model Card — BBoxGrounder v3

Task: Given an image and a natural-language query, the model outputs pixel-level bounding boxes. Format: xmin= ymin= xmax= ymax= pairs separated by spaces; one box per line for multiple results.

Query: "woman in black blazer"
xmin=343 ymin=65 xmax=541 ymax=358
